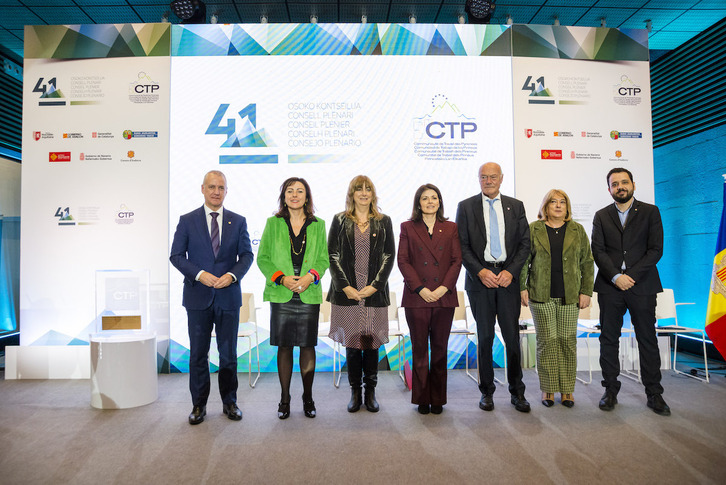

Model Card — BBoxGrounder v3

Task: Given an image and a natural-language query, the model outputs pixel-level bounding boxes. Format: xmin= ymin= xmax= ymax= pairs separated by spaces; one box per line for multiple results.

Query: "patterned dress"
xmin=329 ymin=224 xmax=389 ymax=349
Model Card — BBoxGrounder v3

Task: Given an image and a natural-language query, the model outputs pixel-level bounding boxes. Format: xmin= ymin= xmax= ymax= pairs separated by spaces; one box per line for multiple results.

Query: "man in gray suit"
xmin=456 ymin=162 xmax=531 ymax=412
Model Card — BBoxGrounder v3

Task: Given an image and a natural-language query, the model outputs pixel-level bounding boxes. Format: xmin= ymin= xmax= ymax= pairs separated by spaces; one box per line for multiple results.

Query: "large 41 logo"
xmin=521 ymin=76 xmax=550 ymax=96
xmin=205 ymin=104 xmax=273 ymax=148
xmin=34 ymin=77 xmax=66 ymax=105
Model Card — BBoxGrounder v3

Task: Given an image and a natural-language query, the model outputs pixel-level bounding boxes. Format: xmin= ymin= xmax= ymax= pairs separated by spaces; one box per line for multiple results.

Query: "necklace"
xmin=356 ymin=219 xmax=370 ymax=230
xmin=290 ymin=233 xmax=306 ymax=255
xmin=547 ymin=221 xmax=565 ymax=235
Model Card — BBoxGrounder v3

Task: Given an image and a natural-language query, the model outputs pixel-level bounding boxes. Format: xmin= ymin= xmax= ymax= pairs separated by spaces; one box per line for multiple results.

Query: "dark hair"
xmin=607 ymin=167 xmax=633 ymax=185
xmin=275 ymin=177 xmax=315 ymax=220
xmin=410 ymin=184 xmax=448 ymax=222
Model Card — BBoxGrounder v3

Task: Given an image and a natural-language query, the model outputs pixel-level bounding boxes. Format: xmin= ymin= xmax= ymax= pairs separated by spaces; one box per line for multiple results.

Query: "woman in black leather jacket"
xmin=328 ymin=175 xmax=395 ymax=413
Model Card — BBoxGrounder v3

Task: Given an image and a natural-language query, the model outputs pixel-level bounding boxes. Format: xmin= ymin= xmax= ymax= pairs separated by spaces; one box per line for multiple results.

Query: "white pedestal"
xmin=90 ymin=333 xmax=158 ymax=409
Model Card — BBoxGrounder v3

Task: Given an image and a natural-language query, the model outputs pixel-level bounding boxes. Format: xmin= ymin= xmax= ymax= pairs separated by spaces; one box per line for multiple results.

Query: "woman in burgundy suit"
xmin=398 ymin=184 xmax=463 ymax=414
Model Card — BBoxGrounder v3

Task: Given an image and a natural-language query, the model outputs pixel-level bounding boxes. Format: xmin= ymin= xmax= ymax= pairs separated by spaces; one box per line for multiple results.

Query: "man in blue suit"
xmin=170 ymin=170 xmax=253 ymax=424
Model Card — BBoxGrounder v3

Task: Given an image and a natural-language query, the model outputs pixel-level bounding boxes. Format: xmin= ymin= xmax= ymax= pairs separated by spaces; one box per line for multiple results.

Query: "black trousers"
xmin=598 ymin=291 xmax=663 ymax=396
xmin=467 ymin=279 xmax=525 ymax=396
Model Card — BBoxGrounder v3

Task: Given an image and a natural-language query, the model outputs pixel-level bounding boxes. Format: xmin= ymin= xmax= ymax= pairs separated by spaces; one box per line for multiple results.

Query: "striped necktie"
xmin=210 ymin=212 xmax=220 ymax=257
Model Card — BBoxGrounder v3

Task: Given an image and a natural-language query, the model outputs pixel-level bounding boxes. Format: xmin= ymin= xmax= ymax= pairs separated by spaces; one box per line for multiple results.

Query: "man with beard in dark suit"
xmin=592 ymin=167 xmax=669 ymax=416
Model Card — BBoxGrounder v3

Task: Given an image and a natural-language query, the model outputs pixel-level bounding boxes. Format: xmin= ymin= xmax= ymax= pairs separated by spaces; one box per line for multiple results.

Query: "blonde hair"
xmin=344 ymin=175 xmax=383 ymax=221
xmin=537 ymin=189 xmax=573 ymax=221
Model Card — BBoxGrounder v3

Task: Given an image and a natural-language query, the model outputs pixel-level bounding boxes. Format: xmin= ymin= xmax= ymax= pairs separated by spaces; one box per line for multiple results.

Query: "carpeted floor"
xmin=1 ymin=367 xmax=725 ymax=484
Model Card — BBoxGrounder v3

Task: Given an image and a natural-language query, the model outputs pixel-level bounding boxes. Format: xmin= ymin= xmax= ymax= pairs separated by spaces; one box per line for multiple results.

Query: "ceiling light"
xmin=361 ymin=15 xmax=367 ymax=24
xmin=600 ymin=17 xmax=606 ymax=28
xmin=506 ymin=15 xmax=513 ymax=25
xmin=170 ymin=0 xmax=207 ymax=24
xmin=260 ymin=15 xmax=268 ymax=24
xmin=553 ymin=16 xmax=560 ymax=26
xmin=458 ymin=14 xmax=466 ymax=24
xmin=409 ymin=15 xmax=416 ymax=24
xmin=310 ymin=15 xmax=318 ymax=24
xmin=646 ymin=19 xmax=652 ymax=32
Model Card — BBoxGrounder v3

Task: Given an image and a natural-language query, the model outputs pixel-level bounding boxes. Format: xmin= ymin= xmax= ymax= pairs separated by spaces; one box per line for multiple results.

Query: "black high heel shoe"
xmin=278 ymin=394 xmax=291 ymax=419
xmin=302 ymin=395 xmax=316 ymax=418
xmin=278 ymin=401 xmax=290 ymax=419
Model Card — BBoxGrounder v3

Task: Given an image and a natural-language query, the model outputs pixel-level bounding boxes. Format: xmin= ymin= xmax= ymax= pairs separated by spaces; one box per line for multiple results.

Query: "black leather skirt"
xmin=269 ymin=264 xmax=319 ymax=347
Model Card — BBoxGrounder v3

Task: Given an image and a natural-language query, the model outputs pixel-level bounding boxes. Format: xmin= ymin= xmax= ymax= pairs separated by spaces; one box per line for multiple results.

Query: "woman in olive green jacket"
xmin=257 ymin=177 xmax=329 ymax=419
xmin=520 ymin=189 xmax=594 ymax=408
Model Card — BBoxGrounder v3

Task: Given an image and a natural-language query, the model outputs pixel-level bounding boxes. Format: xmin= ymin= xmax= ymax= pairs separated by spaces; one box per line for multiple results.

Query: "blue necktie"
xmin=210 ymin=212 xmax=220 ymax=257
xmin=488 ymin=199 xmax=501 ymax=259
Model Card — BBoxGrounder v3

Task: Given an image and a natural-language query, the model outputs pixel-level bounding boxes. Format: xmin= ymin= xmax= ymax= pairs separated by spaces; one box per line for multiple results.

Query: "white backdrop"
xmin=169 ymin=55 xmax=515 ymax=350
xmin=512 ymin=57 xmax=654 ymax=231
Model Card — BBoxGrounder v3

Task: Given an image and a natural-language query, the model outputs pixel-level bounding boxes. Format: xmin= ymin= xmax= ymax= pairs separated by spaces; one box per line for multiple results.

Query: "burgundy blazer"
xmin=397 ymin=220 xmax=463 ymax=308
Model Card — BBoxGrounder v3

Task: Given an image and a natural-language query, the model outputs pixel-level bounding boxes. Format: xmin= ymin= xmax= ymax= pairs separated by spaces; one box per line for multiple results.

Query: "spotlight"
xmin=458 ymin=14 xmax=466 ymax=24
xmin=645 ymin=19 xmax=652 ymax=32
xmin=409 ymin=15 xmax=416 ymax=24
xmin=310 ymin=14 xmax=318 ymax=24
xmin=161 ymin=11 xmax=169 ymax=23
xmin=506 ymin=15 xmax=513 ymax=25
xmin=553 ymin=16 xmax=560 ymax=26
xmin=170 ymin=0 xmax=206 ymax=24
xmin=260 ymin=15 xmax=268 ymax=24
xmin=465 ymin=0 xmax=494 ymax=25
xmin=361 ymin=15 xmax=367 ymax=24
xmin=600 ymin=17 xmax=607 ymax=28
xmin=210 ymin=12 xmax=218 ymax=24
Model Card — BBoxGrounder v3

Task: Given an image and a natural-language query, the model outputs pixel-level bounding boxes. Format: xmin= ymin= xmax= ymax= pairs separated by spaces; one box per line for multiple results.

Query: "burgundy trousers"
xmin=404 ymin=307 xmax=455 ymax=406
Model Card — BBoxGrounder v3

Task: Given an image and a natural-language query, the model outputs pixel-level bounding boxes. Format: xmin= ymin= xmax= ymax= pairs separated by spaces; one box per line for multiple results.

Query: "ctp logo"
xmin=613 ymin=75 xmax=642 ymax=106
xmin=129 ymin=72 xmax=160 ymax=104
xmin=413 ymin=94 xmax=477 ymax=140
xmin=115 ymin=204 xmax=135 ymax=225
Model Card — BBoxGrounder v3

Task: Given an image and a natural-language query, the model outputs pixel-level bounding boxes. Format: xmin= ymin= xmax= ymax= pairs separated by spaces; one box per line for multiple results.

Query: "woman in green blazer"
xmin=257 ymin=177 xmax=329 ymax=419
xmin=520 ymin=189 xmax=594 ymax=408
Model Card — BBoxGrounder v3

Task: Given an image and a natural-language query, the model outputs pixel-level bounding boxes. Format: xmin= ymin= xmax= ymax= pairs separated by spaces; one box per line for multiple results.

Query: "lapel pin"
xmin=373 ymin=233 xmax=377 ymax=237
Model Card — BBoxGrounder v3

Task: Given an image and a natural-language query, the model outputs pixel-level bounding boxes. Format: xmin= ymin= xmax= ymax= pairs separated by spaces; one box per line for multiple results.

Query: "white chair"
xmin=518 ymin=304 xmax=538 ymax=370
xmin=319 ymin=293 xmax=342 ymax=388
xmin=495 ymin=303 xmax=538 ymax=385
xmin=655 ymin=288 xmax=709 ymax=383
xmin=450 ymin=291 xmax=478 ymax=383
xmin=386 ymin=292 xmax=407 ymax=383
xmin=211 ymin=292 xmax=260 ymax=388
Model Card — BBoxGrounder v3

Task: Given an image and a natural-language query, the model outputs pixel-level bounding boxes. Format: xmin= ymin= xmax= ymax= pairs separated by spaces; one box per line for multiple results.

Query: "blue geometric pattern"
xmin=172 ymin=23 xmax=511 ymax=57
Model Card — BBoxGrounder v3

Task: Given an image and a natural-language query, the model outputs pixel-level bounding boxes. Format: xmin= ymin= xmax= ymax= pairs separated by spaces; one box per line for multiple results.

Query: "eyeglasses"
xmin=480 ymin=175 xmax=499 ymax=181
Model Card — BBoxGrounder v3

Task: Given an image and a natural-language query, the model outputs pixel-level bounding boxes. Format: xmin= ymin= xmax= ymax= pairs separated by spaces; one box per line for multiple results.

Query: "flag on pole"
xmin=706 ymin=175 xmax=726 ymax=359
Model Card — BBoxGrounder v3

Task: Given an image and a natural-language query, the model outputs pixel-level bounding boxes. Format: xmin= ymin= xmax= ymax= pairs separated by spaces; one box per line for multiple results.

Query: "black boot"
xmin=363 ymin=348 xmax=380 ymax=412
xmin=348 ymin=388 xmax=362 ymax=413
xmin=346 ymin=348 xmax=363 ymax=412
